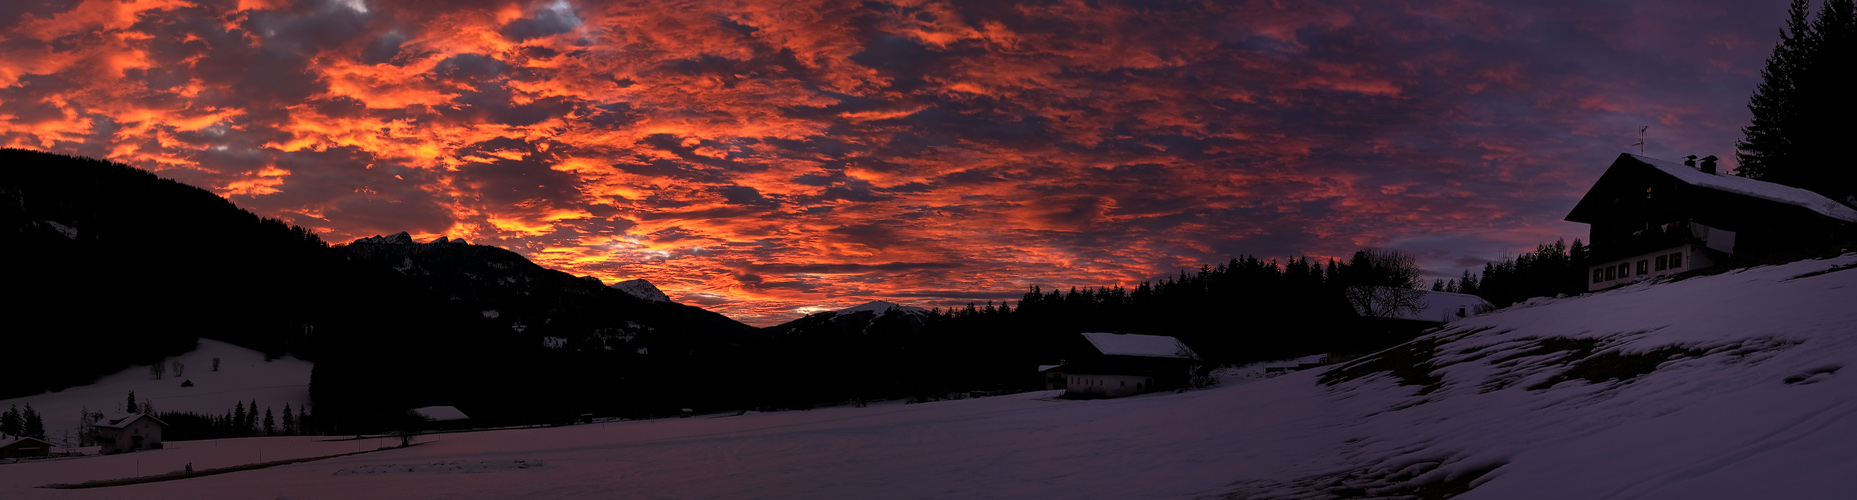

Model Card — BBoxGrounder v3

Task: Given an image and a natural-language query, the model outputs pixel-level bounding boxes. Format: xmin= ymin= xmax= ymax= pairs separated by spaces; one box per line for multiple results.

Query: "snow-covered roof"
xmin=1037 ymin=364 xmax=1063 ymax=373
xmin=1347 ymin=287 xmax=1493 ymax=323
xmin=94 ymin=413 xmax=165 ymax=429
xmin=1081 ymin=332 xmax=1197 ymax=359
xmin=1406 ymin=290 xmax=1492 ymax=322
xmin=0 ymin=435 xmax=51 ymax=447
xmin=409 ymin=406 xmax=470 ymax=422
xmin=1627 ymin=154 xmax=1857 ymax=223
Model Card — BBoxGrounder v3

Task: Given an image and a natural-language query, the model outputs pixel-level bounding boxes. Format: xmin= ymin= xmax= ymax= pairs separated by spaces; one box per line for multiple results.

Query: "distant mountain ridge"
xmin=765 ymin=300 xmax=931 ymax=337
xmin=0 ymin=148 xmax=770 ymax=427
xmin=339 ymin=233 xmax=756 ymax=354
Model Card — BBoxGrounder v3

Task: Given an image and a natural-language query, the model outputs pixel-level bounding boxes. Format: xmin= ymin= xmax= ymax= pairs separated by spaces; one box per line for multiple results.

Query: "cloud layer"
xmin=0 ymin=0 xmax=1788 ymax=324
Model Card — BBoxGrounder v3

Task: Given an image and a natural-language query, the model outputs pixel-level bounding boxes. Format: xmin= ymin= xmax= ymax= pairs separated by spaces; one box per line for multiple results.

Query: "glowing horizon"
xmin=0 ymin=0 xmax=1788 ymax=326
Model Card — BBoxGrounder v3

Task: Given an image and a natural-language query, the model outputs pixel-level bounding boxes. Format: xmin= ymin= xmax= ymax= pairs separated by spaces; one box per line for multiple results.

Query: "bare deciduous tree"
xmin=150 ymin=363 xmax=166 ymax=380
xmin=1341 ymin=248 xmax=1428 ymax=320
xmin=171 ymin=360 xmax=185 ymax=377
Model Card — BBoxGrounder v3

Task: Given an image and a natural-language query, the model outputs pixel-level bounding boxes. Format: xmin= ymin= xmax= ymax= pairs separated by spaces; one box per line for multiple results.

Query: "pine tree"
xmin=263 ymin=408 xmax=276 ymax=436
xmin=298 ymin=406 xmax=310 ymax=435
xmin=23 ymin=405 xmax=45 ymax=440
xmin=126 ymin=391 xmax=138 ymax=414
xmin=282 ymin=403 xmax=296 ymax=435
xmin=234 ymin=401 xmax=246 ymax=435
xmin=1738 ymin=0 xmax=1857 ymax=204
xmin=2 ymin=405 xmax=19 ymax=437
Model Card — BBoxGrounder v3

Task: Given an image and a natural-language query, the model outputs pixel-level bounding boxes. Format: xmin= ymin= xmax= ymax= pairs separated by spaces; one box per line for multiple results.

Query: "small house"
xmin=1 ymin=436 xmax=54 ymax=458
xmin=94 ymin=413 xmax=165 ymax=454
xmin=1038 ymin=364 xmax=1067 ymax=391
xmin=1060 ymin=332 xmax=1198 ymax=399
xmin=1347 ymin=287 xmax=1493 ymax=325
xmin=1566 ymin=154 xmax=1857 ymax=291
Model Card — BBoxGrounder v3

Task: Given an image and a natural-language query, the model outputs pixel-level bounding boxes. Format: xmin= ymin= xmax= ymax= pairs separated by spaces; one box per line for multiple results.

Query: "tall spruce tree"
xmin=1738 ymin=0 xmax=1857 ymax=205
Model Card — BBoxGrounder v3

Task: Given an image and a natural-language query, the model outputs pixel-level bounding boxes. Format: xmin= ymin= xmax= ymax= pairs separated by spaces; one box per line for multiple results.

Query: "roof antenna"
xmin=1632 ymin=126 xmax=1647 ymax=155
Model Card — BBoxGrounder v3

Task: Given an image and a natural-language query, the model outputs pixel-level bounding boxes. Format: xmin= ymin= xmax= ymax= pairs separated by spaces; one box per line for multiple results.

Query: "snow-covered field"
xmin=3 ymin=254 xmax=1855 ymax=499
xmin=0 ymin=338 xmax=313 ymax=444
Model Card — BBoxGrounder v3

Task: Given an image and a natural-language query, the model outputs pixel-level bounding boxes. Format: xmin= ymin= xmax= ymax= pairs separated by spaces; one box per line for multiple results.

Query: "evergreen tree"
xmin=1 ymin=405 xmax=19 ymax=437
xmin=264 ymin=408 xmax=276 ymax=436
xmin=126 ymin=391 xmax=138 ymax=414
xmin=1738 ymin=0 xmax=1857 ymax=205
xmin=23 ymin=405 xmax=45 ymax=440
xmin=298 ymin=406 xmax=310 ymax=435
xmin=282 ymin=403 xmax=296 ymax=435
xmin=234 ymin=401 xmax=246 ymax=435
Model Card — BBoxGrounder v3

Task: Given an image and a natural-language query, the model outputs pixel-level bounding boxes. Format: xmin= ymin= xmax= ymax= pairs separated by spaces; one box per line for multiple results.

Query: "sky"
xmin=0 ymin=0 xmax=1795 ymax=325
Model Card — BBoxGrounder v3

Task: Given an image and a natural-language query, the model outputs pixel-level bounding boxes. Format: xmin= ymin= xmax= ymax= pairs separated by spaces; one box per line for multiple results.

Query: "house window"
xmin=1670 ymin=252 xmax=1683 ymax=268
xmin=1637 ymin=260 xmax=1648 ymax=275
xmin=1605 ymin=266 xmax=1615 ymax=281
xmin=1655 ymin=255 xmax=1667 ymax=271
xmin=1619 ymin=263 xmax=1630 ymax=278
xmin=1593 ymin=269 xmax=1604 ymax=283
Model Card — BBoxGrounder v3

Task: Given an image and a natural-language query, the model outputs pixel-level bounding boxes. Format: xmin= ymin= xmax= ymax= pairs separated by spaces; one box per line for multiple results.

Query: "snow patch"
xmin=833 ymin=300 xmax=926 ymax=316
xmin=42 ymin=220 xmax=77 ymax=239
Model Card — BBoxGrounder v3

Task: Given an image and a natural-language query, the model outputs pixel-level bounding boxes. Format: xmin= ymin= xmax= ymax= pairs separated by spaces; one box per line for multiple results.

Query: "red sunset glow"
xmin=0 ymin=0 xmax=1789 ymax=325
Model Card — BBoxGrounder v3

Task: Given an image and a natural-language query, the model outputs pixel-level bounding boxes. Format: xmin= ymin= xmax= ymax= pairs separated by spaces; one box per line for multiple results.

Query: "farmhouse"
xmin=1060 ymin=332 xmax=1198 ymax=399
xmin=1 ymin=435 xmax=54 ymax=458
xmin=93 ymin=413 xmax=165 ymax=454
xmin=1566 ymin=154 xmax=1857 ymax=291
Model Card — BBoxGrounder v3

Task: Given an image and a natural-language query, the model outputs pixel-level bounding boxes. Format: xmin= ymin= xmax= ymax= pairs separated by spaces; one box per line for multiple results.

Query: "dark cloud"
xmin=0 ymin=0 xmax=1797 ymax=324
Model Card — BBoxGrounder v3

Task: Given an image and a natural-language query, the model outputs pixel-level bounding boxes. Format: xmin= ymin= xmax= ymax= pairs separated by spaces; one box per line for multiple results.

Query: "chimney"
xmin=1700 ymin=155 xmax=1718 ymax=174
xmin=1683 ymin=155 xmax=1698 ymax=167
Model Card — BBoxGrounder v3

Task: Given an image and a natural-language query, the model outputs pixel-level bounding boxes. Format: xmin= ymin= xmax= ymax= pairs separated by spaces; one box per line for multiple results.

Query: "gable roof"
xmin=95 ymin=413 xmax=166 ymax=429
xmin=1567 ymin=154 xmax=1857 ymax=224
xmin=1 ymin=435 xmax=52 ymax=448
xmin=1080 ymin=332 xmax=1197 ymax=360
xmin=409 ymin=406 xmax=470 ymax=422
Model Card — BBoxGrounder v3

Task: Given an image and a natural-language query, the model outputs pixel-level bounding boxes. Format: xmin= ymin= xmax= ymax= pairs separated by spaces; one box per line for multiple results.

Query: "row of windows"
xmin=1066 ymin=377 xmax=1154 ymax=390
xmin=1592 ymin=252 xmax=1684 ymax=283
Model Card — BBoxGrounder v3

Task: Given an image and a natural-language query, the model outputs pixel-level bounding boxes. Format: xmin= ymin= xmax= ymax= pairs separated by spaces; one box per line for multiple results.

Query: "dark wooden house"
xmin=1058 ymin=332 xmax=1198 ymax=398
xmin=1566 ymin=154 xmax=1857 ymax=291
xmin=1 ymin=436 xmax=54 ymax=458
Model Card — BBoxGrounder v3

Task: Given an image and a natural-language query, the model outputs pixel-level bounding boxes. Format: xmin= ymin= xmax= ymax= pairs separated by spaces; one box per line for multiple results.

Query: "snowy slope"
xmin=0 ymin=339 xmax=311 ymax=445
xmin=611 ymin=279 xmax=672 ymax=303
xmin=5 ymin=254 xmax=1856 ymax=499
xmin=833 ymin=300 xmax=926 ymax=316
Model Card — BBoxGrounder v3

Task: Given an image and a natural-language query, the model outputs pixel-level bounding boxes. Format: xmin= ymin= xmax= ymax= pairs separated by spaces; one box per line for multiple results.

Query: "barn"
xmin=1059 ymin=332 xmax=1199 ymax=399
xmin=1566 ymin=154 xmax=1857 ymax=291
xmin=93 ymin=413 xmax=166 ymax=454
